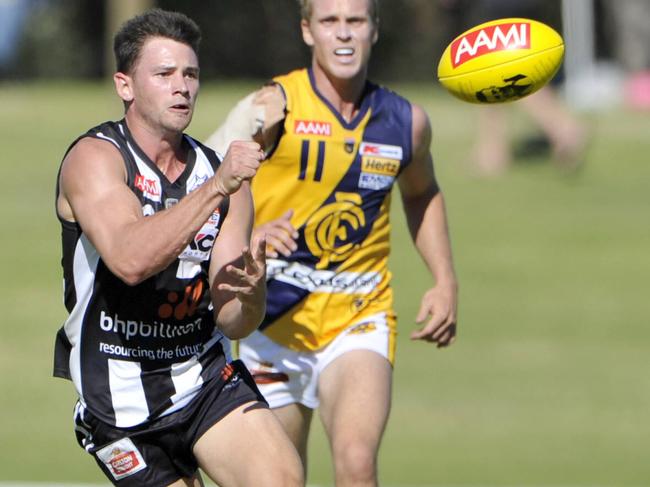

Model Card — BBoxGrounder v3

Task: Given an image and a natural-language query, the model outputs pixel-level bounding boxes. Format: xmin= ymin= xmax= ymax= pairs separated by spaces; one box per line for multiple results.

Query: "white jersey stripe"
xmin=166 ymin=358 xmax=204 ymax=414
xmin=107 ymin=359 xmax=149 ymax=427
xmin=66 ymin=235 xmax=100 ymax=397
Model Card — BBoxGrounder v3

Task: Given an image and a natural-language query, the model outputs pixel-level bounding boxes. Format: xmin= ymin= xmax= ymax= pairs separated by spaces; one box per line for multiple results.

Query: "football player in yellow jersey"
xmin=207 ymin=0 xmax=458 ymax=484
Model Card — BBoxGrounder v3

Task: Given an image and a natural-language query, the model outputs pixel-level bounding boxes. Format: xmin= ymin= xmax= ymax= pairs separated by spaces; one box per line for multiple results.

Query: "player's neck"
xmin=124 ymin=115 xmax=187 ymax=180
xmin=312 ymin=64 xmax=367 ymax=123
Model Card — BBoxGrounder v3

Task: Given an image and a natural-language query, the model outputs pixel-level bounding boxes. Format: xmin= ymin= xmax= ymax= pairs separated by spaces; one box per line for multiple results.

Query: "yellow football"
xmin=437 ymin=18 xmax=564 ymax=104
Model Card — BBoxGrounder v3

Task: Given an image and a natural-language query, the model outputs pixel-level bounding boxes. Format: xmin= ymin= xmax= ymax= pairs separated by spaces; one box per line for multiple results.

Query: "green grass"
xmin=1 ymin=80 xmax=648 ymax=485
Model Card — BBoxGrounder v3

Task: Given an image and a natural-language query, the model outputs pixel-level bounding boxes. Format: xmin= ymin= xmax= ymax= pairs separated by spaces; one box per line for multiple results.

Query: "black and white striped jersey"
xmin=54 ymin=120 xmax=231 ymax=428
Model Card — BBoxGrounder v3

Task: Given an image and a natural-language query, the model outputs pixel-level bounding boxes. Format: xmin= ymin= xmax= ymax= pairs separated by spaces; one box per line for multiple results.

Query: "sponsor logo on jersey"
xmin=96 ymin=438 xmax=147 ymax=481
xmin=267 ymin=259 xmax=382 ymax=294
xmin=359 ymin=142 xmax=403 ymax=160
xmin=294 ymin=120 xmax=332 ymax=136
xmin=134 ymin=174 xmax=161 ymax=199
xmin=359 ymin=155 xmax=399 ymax=190
xmin=99 ymin=310 xmax=204 ymax=341
xmin=451 ymin=22 xmax=530 ymax=68
xmin=158 ymin=279 xmax=205 ymax=320
xmin=361 ymin=156 xmax=400 ymax=176
xmin=359 ymin=173 xmax=394 ymax=191
xmin=110 ymin=451 xmax=139 ymax=475
xmin=180 ymin=209 xmax=221 ymax=262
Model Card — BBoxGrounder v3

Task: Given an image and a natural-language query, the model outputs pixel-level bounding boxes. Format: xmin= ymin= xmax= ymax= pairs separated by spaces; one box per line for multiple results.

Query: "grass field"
xmin=1 ymin=80 xmax=649 ymax=486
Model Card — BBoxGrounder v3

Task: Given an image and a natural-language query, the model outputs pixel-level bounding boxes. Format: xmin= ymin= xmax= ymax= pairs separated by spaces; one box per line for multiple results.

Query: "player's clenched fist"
xmin=213 ymin=140 xmax=265 ymax=195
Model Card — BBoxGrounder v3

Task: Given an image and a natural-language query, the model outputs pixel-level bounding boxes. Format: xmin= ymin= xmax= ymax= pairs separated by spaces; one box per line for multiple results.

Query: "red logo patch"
xmin=451 ymin=22 xmax=531 ymax=68
xmin=109 ymin=450 xmax=140 ymax=475
xmin=134 ymin=174 xmax=160 ymax=197
xmin=294 ymin=120 xmax=332 ymax=136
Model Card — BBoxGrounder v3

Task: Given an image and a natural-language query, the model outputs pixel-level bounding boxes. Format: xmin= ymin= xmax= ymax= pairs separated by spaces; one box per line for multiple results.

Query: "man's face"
xmin=118 ymin=37 xmax=200 ymax=134
xmin=302 ymin=0 xmax=378 ymax=82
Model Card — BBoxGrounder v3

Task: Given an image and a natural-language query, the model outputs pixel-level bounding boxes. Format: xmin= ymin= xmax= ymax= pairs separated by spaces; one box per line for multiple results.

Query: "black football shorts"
xmin=74 ymin=359 xmax=266 ymax=486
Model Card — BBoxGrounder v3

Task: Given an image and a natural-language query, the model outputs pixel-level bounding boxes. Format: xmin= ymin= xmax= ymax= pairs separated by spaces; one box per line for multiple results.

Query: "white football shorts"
xmin=238 ymin=311 xmax=395 ymax=409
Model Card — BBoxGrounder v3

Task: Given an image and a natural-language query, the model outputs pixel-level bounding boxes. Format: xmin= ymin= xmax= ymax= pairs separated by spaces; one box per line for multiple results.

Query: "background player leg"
xmin=273 ymin=403 xmax=314 ymax=471
xmin=318 ymin=350 xmax=392 ymax=487
xmin=193 ymin=402 xmax=303 ymax=487
xmin=518 ymin=86 xmax=588 ymax=169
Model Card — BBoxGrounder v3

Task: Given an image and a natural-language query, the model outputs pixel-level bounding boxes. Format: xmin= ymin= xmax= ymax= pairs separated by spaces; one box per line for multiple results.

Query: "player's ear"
xmin=301 ymin=19 xmax=315 ymax=47
xmin=372 ymin=20 xmax=379 ymax=44
xmin=114 ymin=72 xmax=134 ymax=102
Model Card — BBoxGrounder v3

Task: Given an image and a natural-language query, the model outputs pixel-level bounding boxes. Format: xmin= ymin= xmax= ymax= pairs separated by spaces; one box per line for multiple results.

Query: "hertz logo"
xmin=305 ymin=192 xmax=366 ymax=269
xmin=362 ymin=156 xmax=399 ymax=176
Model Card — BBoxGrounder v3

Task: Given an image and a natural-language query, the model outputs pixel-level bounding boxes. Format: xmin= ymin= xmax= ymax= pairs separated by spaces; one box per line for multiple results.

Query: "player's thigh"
xmin=318 ymin=349 xmax=392 ymax=451
xmin=272 ymin=402 xmax=313 ymax=464
xmin=193 ymin=401 xmax=303 ymax=487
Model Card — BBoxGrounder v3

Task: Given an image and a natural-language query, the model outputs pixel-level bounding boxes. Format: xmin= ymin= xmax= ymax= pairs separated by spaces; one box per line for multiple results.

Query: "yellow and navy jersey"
xmin=251 ymin=68 xmax=413 ymax=352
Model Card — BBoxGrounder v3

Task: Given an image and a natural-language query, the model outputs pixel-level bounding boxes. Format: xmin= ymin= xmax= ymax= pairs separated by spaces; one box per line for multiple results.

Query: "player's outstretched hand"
xmin=254 ymin=209 xmax=298 ymax=258
xmin=213 ymin=140 xmax=265 ymax=195
xmin=217 ymin=234 xmax=267 ymax=309
xmin=410 ymin=284 xmax=458 ymax=348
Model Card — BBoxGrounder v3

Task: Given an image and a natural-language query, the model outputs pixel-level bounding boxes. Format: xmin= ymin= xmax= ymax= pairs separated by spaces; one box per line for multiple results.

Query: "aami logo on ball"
xmin=451 ymin=22 xmax=531 ymax=68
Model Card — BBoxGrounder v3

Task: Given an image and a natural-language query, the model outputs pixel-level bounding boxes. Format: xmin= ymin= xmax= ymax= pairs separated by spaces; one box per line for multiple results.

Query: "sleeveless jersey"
xmin=251 ymin=68 xmax=413 ymax=353
xmin=53 ymin=120 xmax=230 ymax=428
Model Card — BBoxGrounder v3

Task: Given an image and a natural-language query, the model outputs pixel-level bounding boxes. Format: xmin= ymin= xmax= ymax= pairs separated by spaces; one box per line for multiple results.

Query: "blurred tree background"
xmin=0 ymin=0 xmax=567 ymax=82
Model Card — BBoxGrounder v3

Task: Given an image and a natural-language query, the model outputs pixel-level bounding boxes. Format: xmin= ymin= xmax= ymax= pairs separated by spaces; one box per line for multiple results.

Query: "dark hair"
xmin=113 ymin=8 xmax=201 ymax=74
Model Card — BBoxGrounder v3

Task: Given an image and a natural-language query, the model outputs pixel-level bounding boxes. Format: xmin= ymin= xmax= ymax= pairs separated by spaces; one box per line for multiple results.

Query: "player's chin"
xmin=328 ymin=61 xmax=364 ymax=80
xmin=164 ymin=113 xmax=193 ymax=132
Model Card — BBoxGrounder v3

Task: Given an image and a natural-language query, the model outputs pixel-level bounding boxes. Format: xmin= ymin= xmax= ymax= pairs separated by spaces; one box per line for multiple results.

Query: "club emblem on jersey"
xmin=344 ymin=138 xmax=355 ymax=153
xmin=304 ymin=192 xmax=366 ymax=269
xmin=187 ymin=173 xmax=209 ymax=193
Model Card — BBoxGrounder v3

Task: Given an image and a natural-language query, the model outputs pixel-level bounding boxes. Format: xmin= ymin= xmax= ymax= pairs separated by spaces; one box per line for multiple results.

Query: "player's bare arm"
xmin=398 ymin=102 xmax=458 ymax=347
xmin=209 ymin=182 xmax=266 ymax=339
xmin=58 ymin=137 xmax=263 ymax=286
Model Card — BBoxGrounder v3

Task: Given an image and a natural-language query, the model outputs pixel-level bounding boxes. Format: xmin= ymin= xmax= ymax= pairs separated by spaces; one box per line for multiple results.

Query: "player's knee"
xmin=334 ymin=442 xmax=377 ymax=482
